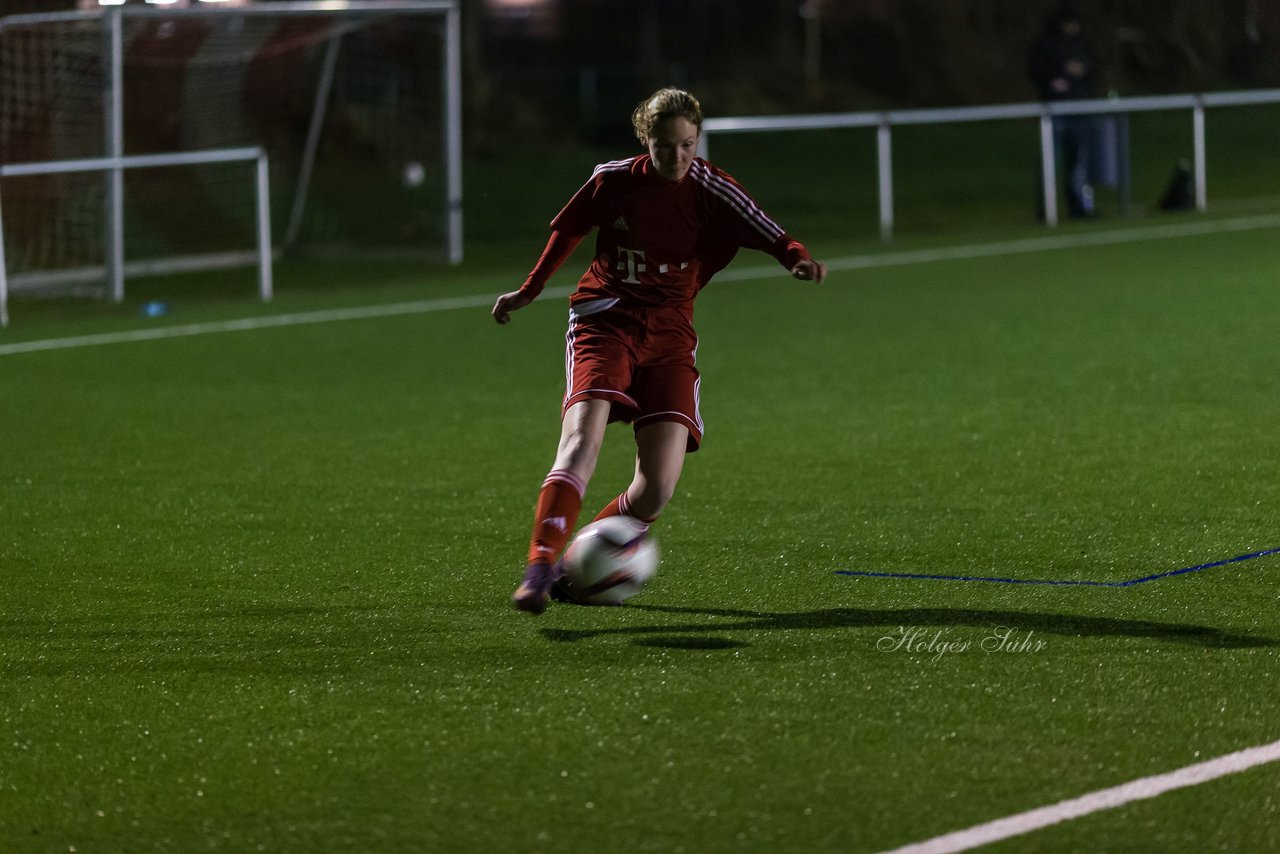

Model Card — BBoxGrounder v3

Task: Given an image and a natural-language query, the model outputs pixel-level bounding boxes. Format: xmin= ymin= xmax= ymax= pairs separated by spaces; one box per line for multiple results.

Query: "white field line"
xmin=715 ymin=211 xmax=1280 ymax=281
xmin=876 ymin=736 xmax=1280 ymax=854
xmin=0 ymin=288 xmax=567 ymax=357
xmin=3 ymin=212 xmax=1278 ymax=357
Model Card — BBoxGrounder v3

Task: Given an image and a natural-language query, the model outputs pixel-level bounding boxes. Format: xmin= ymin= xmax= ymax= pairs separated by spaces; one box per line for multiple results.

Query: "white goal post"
xmin=0 ymin=0 xmax=462 ymax=327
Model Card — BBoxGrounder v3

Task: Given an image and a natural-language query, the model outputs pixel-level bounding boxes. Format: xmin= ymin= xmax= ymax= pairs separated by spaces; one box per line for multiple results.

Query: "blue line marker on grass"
xmin=836 ymin=547 xmax=1280 ymax=588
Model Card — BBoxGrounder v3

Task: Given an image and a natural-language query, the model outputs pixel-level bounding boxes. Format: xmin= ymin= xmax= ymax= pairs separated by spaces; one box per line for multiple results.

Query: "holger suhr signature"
xmin=877 ymin=626 xmax=1047 ymax=662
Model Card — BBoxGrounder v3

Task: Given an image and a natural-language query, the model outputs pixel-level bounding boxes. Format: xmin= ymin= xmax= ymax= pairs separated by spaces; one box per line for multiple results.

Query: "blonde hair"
xmin=631 ymin=88 xmax=703 ymax=144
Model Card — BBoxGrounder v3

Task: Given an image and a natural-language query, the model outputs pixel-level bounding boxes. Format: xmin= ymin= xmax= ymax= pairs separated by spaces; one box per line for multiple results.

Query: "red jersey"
xmin=531 ymin=155 xmax=809 ymax=311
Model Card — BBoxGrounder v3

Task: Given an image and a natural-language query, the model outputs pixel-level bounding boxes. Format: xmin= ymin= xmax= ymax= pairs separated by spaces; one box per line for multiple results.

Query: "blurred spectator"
xmin=1029 ymin=4 xmax=1099 ymax=218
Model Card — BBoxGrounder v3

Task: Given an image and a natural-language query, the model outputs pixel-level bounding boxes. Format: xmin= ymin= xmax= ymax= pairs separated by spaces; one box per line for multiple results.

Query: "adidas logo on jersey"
xmin=612 ymin=216 xmax=628 ymax=231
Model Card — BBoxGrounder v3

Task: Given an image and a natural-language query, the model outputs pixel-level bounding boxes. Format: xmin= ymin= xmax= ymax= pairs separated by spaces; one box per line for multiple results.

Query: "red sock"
xmin=526 ymin=469 xmax=585 ymax=566
xmin=592 ymin=490 xmax=656 ymax=533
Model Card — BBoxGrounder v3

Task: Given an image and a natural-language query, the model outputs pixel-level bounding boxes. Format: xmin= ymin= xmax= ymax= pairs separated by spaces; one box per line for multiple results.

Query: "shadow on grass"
xmin=632 ymin=635 xmax=751 ymax=651
xmin=0 ymin=603 xmax=449 ymax=677
xmin=540 ymin=604 xmax=1278 ymax=650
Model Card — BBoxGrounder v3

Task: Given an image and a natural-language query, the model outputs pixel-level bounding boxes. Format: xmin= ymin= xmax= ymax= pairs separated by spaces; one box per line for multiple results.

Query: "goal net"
xmin=0 ymin=1 xmax=460 ymax=305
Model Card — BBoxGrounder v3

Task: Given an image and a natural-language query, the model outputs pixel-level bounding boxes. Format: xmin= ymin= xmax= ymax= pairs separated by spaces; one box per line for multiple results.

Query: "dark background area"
xmin=465 ymin=0 xmax=1280 ymax=149
xmin=11 ymin=0 xmax=1280 ymax=150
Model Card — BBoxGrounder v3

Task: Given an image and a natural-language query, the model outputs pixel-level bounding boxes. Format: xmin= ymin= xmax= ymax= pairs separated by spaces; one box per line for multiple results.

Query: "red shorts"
xmin=563 ymin=298 xmax=704 ymax=451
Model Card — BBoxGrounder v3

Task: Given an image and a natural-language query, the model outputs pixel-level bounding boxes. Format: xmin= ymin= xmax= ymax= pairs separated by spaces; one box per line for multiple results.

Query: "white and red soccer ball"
xmin=561 ymin=517 xmax=659 ymax=605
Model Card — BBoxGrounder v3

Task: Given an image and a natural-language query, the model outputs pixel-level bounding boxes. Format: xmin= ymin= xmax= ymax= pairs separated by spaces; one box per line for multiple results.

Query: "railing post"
xmin=877 ymin=116 xmax=894 ymax=242
xmin=1193 ymin=97 xmax=1207 ymax=212
xmin=1038 ymin=108 xmax=1059 ymax=227
xmin=256 ymin=151 xmax=274 ymax=302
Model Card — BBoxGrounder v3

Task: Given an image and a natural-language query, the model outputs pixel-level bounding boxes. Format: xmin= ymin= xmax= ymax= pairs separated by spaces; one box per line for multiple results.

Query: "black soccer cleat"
xmin=549 ymin=567 xmax=579 ymax=604
xmin=512 ymin=561 xmax=563 ymax=615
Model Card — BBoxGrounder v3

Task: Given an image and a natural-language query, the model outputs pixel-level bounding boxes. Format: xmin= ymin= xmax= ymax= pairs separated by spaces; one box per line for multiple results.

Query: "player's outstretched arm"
xmin=492 ymin=290 xmax=534 ymax=325
xmin=493 ymin=229 xmax=587 ymax=325
xmin=790 ymin=258 xmax=828 ymax=284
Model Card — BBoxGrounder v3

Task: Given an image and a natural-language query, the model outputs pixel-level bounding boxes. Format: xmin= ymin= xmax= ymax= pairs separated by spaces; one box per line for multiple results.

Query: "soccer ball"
xmin=402 ymin=161 xmax=426 ymax=188
xmin=561 ymin=517 xmax=659 ymax=605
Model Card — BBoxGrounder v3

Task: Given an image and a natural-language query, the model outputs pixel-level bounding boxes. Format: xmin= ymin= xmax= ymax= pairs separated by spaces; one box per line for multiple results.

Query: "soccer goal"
xmin=0 ymin=0 xmax=461 ymax=326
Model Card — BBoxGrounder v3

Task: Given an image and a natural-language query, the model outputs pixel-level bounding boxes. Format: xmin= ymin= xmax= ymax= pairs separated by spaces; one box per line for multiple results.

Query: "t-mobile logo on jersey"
xmin=616 ymin=247 xmax=647 ymax=284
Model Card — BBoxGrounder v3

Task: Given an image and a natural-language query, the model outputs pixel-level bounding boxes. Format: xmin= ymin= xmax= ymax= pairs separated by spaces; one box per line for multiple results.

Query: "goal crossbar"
xmin=0 ymin=1 xmax=457 ymax=31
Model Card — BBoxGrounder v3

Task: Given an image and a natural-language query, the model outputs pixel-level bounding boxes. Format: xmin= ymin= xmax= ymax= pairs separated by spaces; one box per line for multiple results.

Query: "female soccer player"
xmin=493 ymin=88 xmax=827 ymax=614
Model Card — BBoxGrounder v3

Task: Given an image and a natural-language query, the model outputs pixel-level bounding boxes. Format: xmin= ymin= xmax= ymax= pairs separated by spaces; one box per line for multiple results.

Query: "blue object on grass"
xmin=836 ymin=547 xmax=1280 ymax=587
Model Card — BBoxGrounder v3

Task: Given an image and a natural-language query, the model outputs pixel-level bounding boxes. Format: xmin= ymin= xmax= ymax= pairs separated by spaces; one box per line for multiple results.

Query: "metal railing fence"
xmin=699 ymin=89 xmax=1280 ymax=241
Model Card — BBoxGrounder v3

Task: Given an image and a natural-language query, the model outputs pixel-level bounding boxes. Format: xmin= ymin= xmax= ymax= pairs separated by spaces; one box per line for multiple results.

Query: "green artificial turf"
xmin=2 ymin=219 xmax=1279 ymax=852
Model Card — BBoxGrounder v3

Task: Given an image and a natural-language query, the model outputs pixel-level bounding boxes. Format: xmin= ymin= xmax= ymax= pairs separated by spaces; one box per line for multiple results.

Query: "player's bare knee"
xmin=630 ymin=478 xmax=676 ymax=519
xmin=555 ymin=427 xmax=603 ymax=472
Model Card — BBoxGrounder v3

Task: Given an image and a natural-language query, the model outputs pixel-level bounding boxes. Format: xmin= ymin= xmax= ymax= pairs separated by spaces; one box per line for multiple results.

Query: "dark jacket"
xmin=1028 ymin=24 xmax=1097 ymax=101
